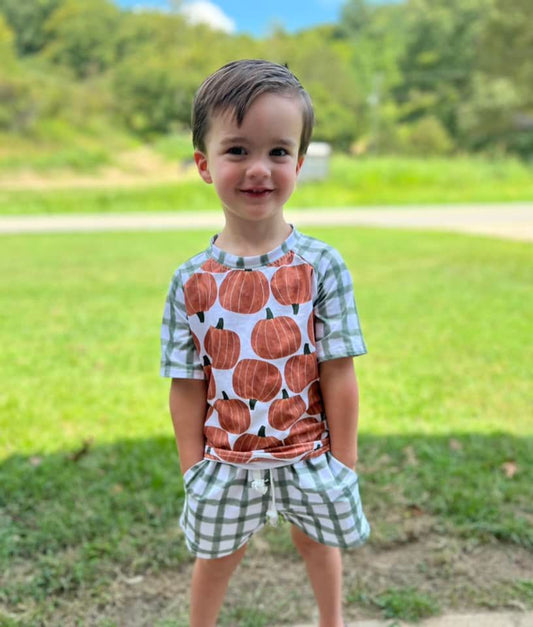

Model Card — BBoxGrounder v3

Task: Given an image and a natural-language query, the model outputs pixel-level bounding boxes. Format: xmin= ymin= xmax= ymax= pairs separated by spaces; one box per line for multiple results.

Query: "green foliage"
xmin=152 ymin=133 xmax=195 ymax=162
xmin=0 ymin=0 xmax=531 ymax=157
xmin=112 ymin=54 xmax=198 ymax=135
xmin=395 ymin=115 xmax=455 ymax=156
xmin=0 ymin=13 xmax=15 ymax=63
xmin=395 ymin=0 xmax=493 ymax=132
xmin=0 ymin=0 xmax=62 ymax=55
xmin=480 ymin=0 xmax=533 ymax=103
xmin=375 ymin=587 xmax=440 ymax=621
xmin=43 ymin=0 xmax=121 ymax=78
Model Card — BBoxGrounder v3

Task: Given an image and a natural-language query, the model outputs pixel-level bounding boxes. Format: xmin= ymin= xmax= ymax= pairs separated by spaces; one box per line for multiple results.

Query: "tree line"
xmin=0 ymin=0 xmax=531 ymax=157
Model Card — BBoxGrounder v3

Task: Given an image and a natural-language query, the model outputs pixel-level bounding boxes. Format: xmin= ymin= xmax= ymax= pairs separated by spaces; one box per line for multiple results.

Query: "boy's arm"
xmin=169 ymin=378 xmax=208 ymax=474
xmin=319 ymin=357 xmax=359 ymax=469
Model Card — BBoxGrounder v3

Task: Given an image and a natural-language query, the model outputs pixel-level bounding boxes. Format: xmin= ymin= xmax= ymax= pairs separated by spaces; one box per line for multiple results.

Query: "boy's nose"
xmin=246 ymin=158 xmax=270 ymax=178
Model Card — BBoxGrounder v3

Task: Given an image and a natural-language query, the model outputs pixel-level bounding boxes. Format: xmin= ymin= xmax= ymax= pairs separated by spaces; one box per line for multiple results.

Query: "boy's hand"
xmin=330 ymin=446 xmax=358 ymax=471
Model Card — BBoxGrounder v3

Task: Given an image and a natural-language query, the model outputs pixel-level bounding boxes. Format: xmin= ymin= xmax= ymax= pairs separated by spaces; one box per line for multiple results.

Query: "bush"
xmin=395 ymin=115 xmax=455 ymax=156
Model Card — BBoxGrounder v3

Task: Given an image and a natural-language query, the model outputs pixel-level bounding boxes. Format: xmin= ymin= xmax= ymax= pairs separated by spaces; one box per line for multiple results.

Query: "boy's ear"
xmin=194 ymin=150 xmax=212 ymax=184
xmin=296 ymin=156 xmax=305 ymax=176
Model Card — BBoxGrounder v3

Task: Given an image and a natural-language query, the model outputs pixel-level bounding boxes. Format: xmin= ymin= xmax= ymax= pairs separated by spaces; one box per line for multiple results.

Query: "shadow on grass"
xmin=1 ymin=433 xmax=531 ymax=606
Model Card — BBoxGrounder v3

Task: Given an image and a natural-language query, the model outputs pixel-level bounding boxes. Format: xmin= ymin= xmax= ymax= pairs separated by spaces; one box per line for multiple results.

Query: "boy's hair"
xmin=192 ymin=59 xmax=314 ymax=158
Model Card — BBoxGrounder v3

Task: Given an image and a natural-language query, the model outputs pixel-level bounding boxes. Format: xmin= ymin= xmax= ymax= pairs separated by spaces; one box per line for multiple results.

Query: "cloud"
xmin=181 ymin=1 xmax=236 ymax=34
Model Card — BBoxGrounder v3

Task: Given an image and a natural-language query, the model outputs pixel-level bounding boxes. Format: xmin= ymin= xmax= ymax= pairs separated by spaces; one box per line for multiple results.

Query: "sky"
xmin=115 ymin=0 xmax=347 ymax=37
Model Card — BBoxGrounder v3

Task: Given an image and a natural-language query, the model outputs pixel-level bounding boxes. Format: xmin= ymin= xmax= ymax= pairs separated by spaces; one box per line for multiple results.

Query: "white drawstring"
xmin=250 ymin=469 xmax=278 ymax=526
xmin=250 ymin=470 xmax=268 ymax=495
xmin=266 ymin=469 xmax=278 ymax=526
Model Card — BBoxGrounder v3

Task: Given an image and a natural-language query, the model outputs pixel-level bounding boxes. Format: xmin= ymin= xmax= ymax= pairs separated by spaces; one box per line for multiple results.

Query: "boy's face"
xmin=194 ymin=93 xmax=305 ymax=226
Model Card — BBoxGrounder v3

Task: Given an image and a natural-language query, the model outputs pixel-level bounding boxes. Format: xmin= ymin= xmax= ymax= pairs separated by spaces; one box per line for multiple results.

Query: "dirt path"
xmin=1 ymin=203 xmax=532 ymax=240
xmin=44 ymin=529 xmax=533 ymax=626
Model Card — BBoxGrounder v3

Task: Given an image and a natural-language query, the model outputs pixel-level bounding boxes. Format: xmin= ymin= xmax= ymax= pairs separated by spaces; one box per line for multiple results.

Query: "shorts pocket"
xmin=182 ymin=459 xmax=209 ymax=488
xmin=328 ymin=454 xmax=359 ymax=481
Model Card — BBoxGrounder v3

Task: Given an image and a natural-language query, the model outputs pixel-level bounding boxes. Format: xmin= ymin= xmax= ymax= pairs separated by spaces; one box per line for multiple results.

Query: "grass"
xmin=0 ymin=226 xmax=532 ymax=623
xmin=1 ymin=155 xmax=532 ymax=215
xmin=357 ymin=586 xmax=440 ymax=622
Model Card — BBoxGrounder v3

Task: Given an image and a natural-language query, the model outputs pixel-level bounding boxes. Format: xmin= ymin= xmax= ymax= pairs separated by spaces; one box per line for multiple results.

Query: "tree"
xmin=0 ymin=0 xmax=63 ymax=55
xmin=395 ymin=0 xmax=493 ymax=139
xmin=42 ymin=0 xmax=120 ymax=78
xmin=336 ymin=0 xmax=408 ymax=151
xmin=480 ymin=0 xmax=533 ymax=107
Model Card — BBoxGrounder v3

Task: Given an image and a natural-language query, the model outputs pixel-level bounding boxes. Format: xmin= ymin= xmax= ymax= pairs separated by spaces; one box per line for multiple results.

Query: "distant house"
xmin=299 ymin=142 xmax=332 ymax=182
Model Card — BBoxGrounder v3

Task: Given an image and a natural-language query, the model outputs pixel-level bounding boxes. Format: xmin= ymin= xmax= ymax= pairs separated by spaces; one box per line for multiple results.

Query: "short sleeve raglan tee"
xmin=161 ymin=227 xmax=366 ymax=468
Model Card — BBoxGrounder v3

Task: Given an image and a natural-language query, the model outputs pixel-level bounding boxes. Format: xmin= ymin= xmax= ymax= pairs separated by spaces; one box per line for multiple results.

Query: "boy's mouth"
xmin=240 ymin=187 xmax=273 ymax=197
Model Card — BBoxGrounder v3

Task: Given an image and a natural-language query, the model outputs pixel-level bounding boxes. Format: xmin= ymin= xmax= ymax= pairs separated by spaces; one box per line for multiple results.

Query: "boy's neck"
xmin=214 ymin=219 xmax=292 ymax=257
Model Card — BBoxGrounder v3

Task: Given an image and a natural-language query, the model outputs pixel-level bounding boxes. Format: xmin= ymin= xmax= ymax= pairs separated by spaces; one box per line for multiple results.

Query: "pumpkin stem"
xmin=304 ymin=343 xmax=311 ymax=355
xmin=203 ymin=355 xmax=211 ymax=367
xmin=222 ymin=391 xmax=229 ymax=400
xmin=249 ymin=399 xmax=257 ymax=410
xmin=197 ymin=311 xmax=205 ymax=322
xmin=266 ymin=307 xmax=274 ymax=320
xmin=258 ymin=426 xmax=266 ymax=438
xmin=292 ymin=303 xmax=299 ymax=315
xmin=282 ymin=389 xmax=289 ymax=400
xmin=216 ymin=318 xmax=224 ymax=329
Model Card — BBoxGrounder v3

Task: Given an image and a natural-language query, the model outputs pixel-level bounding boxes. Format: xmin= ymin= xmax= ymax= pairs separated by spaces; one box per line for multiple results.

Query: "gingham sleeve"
xmin=160 ymin=270 xmax=205 ymax=379
xmin=313 ymin=246 xmax=367 ymax=362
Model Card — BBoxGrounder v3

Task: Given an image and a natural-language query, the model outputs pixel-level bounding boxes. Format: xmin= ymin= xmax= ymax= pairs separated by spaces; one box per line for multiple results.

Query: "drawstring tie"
xmin=251 ymin=469 xmax=278 ymax=526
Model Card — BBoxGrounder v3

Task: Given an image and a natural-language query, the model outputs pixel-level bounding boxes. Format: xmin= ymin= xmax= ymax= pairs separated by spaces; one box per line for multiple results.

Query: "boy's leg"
xmin=189 ymin=543 xmax=247 ymax=626
xmin=291 ymin=525 xmax=344 ymax=627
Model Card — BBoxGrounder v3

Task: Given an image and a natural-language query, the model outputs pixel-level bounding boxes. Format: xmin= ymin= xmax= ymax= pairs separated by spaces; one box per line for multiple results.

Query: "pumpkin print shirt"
xmin=161 ymin=227 xmax=366 ymax=469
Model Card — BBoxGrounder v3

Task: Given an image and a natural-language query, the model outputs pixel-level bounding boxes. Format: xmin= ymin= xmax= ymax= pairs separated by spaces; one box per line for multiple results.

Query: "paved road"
xmin=0 ymin=203 xmax=532 ymax=241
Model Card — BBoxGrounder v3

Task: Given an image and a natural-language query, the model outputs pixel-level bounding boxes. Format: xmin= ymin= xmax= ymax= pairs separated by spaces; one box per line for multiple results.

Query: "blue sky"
xmin=115 ymin=0 xmax=347 ymax=37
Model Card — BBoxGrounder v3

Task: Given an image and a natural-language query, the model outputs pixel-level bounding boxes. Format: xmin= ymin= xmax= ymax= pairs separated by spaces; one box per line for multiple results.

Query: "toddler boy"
xmin=161 ymin=59 xmax=370 ymax=626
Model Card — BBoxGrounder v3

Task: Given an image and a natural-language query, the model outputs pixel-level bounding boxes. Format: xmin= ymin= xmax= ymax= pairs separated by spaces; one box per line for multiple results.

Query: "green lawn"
xmin=1 ymin=156 xmax=532 ymax=216
xmin=0 ymin=227 xmax=531 ymax=622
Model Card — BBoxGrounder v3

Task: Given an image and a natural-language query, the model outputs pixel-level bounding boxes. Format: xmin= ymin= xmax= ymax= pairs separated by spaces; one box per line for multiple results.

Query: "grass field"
xmin=1 ymin=226 xmax=532 ymax=624
xmin=1 ymin=155 xmax=532 ymax=216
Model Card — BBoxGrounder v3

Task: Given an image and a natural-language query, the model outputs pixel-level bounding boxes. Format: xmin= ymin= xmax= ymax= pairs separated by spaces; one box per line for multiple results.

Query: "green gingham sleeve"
xmin=313 ymin=246 xmax=367 ymax=362
xmin=160 ymin=270 xmax=205 ymax=379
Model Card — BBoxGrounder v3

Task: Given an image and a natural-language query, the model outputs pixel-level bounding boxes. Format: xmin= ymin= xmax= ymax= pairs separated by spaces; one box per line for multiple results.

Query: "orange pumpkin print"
xmin=205 ymin=318 xmax=241 ymax=369
xmin=192 ymin=332 xmax=201 ymax=354
xmin=234 ymin=426 xmax=282 ymax=452
xmin=233 ymin=359 xmax=282 ymax=408
xmin=201 ymin=258 xmax=231 ymax=273
xmin=268 ymin=389 xmax=306 ymax=431
xmin=215 ymin=448 xmax=253 ymax=464
xmin=251 ymin=308 xmax=301 ymax=359
xmin=220 ymin=269 xmax=269 ymax=314
xmin=306 ymin=381 xmax=323 ymax=415
xmin=202 ymin=356 xmax=216 ymax=400
xmin=284 ymin=343 xmax=318 ymax=393
xmin=271 ymin=263 xmax=312 ymax=314
xmin=271 ymin=442 xmax=317 ymax=460
xmin=204 ymin=426 xmax=230 ymax=449
xmin=214 ymin=392 xmax=251 ymax=434
xmin=184 ymin=272 xmax=217 ymax=322
xmin=267 ymin=251 xmax=295 ymax=267
xmin=284 ymin=417 xmax=324 ymax=445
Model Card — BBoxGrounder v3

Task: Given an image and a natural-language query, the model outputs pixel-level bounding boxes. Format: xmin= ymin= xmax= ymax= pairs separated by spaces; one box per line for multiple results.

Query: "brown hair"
xmin=192 ymin=59 xmax=314 ymax=157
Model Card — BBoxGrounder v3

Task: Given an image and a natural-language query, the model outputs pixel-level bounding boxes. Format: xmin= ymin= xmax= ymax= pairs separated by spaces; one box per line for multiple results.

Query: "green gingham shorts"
xmin=179 ymin=452 xmax=370 ymax=559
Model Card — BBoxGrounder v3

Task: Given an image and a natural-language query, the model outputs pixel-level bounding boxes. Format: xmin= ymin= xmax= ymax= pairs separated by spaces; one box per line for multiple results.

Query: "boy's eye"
xmin=227 ymin=147 xmax=245 ymax=155
xmin=271 ymin=147 xmax=289 ymax=157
